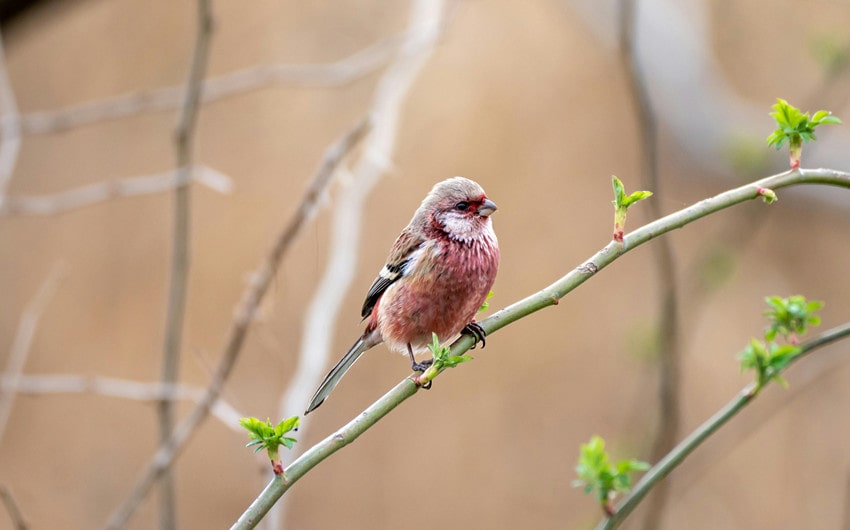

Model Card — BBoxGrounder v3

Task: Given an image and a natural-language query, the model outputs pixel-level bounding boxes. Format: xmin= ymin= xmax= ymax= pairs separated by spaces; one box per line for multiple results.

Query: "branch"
xmin=20 ymin=35 xmax=400 ymax=135
xmin=233 ymin=168 xmax=850 ymax=527
xmin=157 ymin=1 xmax=214 ymax=527
xmin=0 ymin=374 xmax=244 ymax=430
xmin=0 ymin=264 xmax=65 ymax=442
xmin=617 ymin=1 xmax=680 ymax=527
xmin=0 ymin=485 xmax=27 ymax=530
xmin=0 ymin=165 xmax=232 ymax=216
xmin=595 ymin=322 xmax=850 ymax=530
xmin=104 ymin=115 xmax=371 ymax=530
xmin=0 ymin=29 xmax=21 ymax=207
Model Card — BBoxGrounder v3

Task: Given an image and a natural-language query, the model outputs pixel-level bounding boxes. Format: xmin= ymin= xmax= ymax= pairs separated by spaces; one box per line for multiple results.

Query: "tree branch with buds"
xmin=231 ymin=167 xmax=850 ymax=528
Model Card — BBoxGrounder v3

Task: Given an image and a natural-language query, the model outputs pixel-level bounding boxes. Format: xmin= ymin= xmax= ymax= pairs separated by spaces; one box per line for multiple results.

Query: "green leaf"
xmin=764 ymin=295 xmax=825 ymax=340
xmin=740 ymin=295 xmax=823 ymax=390
xmin=611 ymin=176 xmax=652 ymax=242
xmin=574 ymin=436 xmax=648 ymax=512
xmin=239 ymin=416 xmax=300 ymax=471
xmin=766 ymin=99 xmax=842 ymax=167
xmin=611 ymin=176 xmax=626 ymax=208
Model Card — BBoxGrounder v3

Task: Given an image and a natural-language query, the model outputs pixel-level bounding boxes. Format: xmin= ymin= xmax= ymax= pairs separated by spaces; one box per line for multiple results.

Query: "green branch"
xmin=231 ymin=167 xmax=850 ymax=529
xmin=594 ymin=321 xmax=850 ymax=530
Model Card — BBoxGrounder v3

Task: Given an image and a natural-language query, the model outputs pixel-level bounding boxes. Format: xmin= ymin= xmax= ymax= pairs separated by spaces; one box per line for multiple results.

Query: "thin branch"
xmin=617 ymin=1 xmax=680 ymax=527
xmin=0 ymin=165 xmax=232 ymax=216
xmin=0 ymin=28 xmax=21 ymax=207
xmin=232 ymin=168 xmax=850 ymax=527
xmin=20 ymin=36 xmax=400 ymax=136
xmin=0 ymin=264 xmax=65 ymax=442
xmin=104 ymin=115 xmax=371 ymax=530
xmin=0 ymin=374 xmax=244 ymax=430
xmin=0 ymin=485 xmax=27 ymax=530
xmin=158 ymin=1 xmax=214 ymax=528
xmin=595 ymin=322 xmax=850 ymax=530
xmin=843 ymin=470 xmax=850 ymax=530
xmin=270 ymin=2 xmax=446 ymax=527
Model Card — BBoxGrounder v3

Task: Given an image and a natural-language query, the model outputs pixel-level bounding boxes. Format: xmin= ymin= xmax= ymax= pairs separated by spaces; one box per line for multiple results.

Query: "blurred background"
xmin=1 ymin=0 xmax=849 ymax=529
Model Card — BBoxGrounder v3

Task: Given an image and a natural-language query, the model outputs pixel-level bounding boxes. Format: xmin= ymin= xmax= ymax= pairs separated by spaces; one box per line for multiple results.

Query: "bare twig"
xmin=617 ymin=1 xmax=680 ymax=527
xmin=0 ymin=29 xmax=21 ymax=207
xmin=157 ymin=1 xmax=214 ymax=528
xmin=104 ymin=116 xmax=371 ymax=530
xmin=0 ymin=165 xmax=232 ymax=216
xmin=0 ymin=264 xmax=65 ymax=443
xmin=0 ymin=485 xmax=27 ymax=530
xmin=270 ymin=2 xmax=446 ymax=527
xmin=20 ymin=35 xmax=400 ymax=136
xmin=0 ymin=374 xmax=244 ymax=429
xmin=843 ymin=470 xmax=850 ymax=530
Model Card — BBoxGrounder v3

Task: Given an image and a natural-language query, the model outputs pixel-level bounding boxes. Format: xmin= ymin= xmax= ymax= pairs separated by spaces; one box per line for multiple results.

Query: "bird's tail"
xmin=305 ymin=337 xmax=370 ymax=415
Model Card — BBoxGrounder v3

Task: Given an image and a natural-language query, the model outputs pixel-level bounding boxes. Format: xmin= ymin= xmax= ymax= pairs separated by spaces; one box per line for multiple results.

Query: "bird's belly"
xmin=376 ymin=258 xmax=495 ymax=355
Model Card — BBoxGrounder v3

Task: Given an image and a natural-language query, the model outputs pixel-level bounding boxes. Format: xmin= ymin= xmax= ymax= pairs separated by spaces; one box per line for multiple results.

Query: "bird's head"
xmin=418 ymin=177 xmax=497 ymax=243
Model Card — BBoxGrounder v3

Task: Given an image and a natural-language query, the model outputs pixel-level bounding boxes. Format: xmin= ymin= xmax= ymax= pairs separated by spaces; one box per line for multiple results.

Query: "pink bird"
xmin=305 ymin=177 xmax=500 ymax=414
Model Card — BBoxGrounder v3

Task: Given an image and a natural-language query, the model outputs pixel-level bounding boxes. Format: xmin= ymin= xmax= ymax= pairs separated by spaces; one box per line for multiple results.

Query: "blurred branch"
xmin=0 ymin=29 xmax=21 ymax=208
xmin=595 ymin=322 xmax=850 ymax=530
xmin=158 ymin=1 xmax=214 ymax=528
xmin=233 ymin=168 xmax=850 ymax=527
xmin=269 ymin=1 xmax=446 ymax=527
xmin=568 ymin=0 xmax=850 ymax=184
xmin=844 ymin=471 xmax=850 ymax=530
xmin=20 ymin=35 xmax=400 ymax=135
xmin=617 ymin=1 xmax=680 ymax=527
xmin=0 ymin=374 xmax=244 ymax=429
xmin=0 ymin=485 xmax=27 ymax=530
xmin=104 ymin=115 xmax=371 ymax=530
xmin=0 ymin=165 xmax=232 ymax=216
xmin=0 ymin=264 xmax=65 ymax=443
xmin=672 ymin=330 xmax=849 ymax=498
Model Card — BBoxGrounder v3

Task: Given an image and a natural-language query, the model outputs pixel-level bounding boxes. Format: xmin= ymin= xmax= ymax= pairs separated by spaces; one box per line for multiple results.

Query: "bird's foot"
xmin=461 ymin=322 xmax=487 ymax=349
xmin=411 ymin=358 xmax=433 ymax=372
xmin=411 ymin=358 xmax=433 ymax=389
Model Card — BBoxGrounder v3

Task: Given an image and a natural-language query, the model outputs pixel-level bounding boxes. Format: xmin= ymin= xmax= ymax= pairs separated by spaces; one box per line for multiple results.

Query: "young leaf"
xmin=611 ymin=176 xmax=653 ymax=242
xmin=239 ymin=416 xmax=300 ymax=475
xmin=574 ymin=435 xmax=649 ymax=515
xmin=766 ymin=99 xmax=842 ymax=168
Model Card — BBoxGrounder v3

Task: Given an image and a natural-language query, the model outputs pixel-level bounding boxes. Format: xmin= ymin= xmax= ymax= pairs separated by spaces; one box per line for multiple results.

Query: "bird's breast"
xmin=376 ymin=236 xmax=499 ymax=355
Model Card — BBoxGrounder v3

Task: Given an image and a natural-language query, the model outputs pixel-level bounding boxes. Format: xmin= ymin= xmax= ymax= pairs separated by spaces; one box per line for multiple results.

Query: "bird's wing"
xmin=361 ymin=230 xmax=425 ymax=319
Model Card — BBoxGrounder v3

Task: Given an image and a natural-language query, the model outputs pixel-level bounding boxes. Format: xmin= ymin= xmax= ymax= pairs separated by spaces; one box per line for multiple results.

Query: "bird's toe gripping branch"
xmin=412 ymin=333 xmax=474 ymax=388
xmin=461 ymin=321 xmax=487 ymax=349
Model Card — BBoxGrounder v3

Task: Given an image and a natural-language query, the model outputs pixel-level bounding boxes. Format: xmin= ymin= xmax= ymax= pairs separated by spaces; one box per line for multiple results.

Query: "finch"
xmin=305 ymin=176 xmax=500 ymax=414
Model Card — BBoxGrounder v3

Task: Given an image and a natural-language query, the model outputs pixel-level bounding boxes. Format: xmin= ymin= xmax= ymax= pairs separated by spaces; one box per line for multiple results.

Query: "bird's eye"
xmin=455 ymin=201 xmax=469 ymax=211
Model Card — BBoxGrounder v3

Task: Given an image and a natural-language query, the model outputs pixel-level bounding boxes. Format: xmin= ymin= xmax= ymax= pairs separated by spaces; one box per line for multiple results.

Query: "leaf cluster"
xmin=240 ymin=416 xmax=300 ymax=461
xmin=738 ymin=295 xmax=824 ymax=389
xmin=766 ymin=98 xmax=841 ymax=150
xmin=573 ymin=436 xmax=649 ymax=514
xmin=414 ymin=333 xmax=473 ymax=386
xmin=764 ymin=295 xmax=823 ymax=341
xmin=430 ymin=333 xmax=472 ymax=369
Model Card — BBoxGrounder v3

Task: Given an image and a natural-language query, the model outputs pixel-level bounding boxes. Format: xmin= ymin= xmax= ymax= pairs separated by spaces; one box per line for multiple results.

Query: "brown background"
xmin=1 ymin=1 xmax=849 ymax=529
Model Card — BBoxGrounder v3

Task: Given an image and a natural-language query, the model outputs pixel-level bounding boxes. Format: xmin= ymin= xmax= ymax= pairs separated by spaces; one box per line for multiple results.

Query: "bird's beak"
xmin=477 ymin=198 xmax=498 ymax=217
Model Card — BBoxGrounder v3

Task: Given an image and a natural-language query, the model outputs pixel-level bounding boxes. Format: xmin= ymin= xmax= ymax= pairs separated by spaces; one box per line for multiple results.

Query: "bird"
xmin=305 ymin=176 xmax=500 ymax=414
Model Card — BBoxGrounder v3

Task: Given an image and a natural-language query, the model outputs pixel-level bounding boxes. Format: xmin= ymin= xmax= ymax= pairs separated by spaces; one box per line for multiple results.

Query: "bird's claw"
xmin=411 ymin=358 xmax=434 ymax=372
xmin=411 ymin=359 xmax=434 ymax=389
xmin=461 ymin=322 xmax=487 ymax=349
